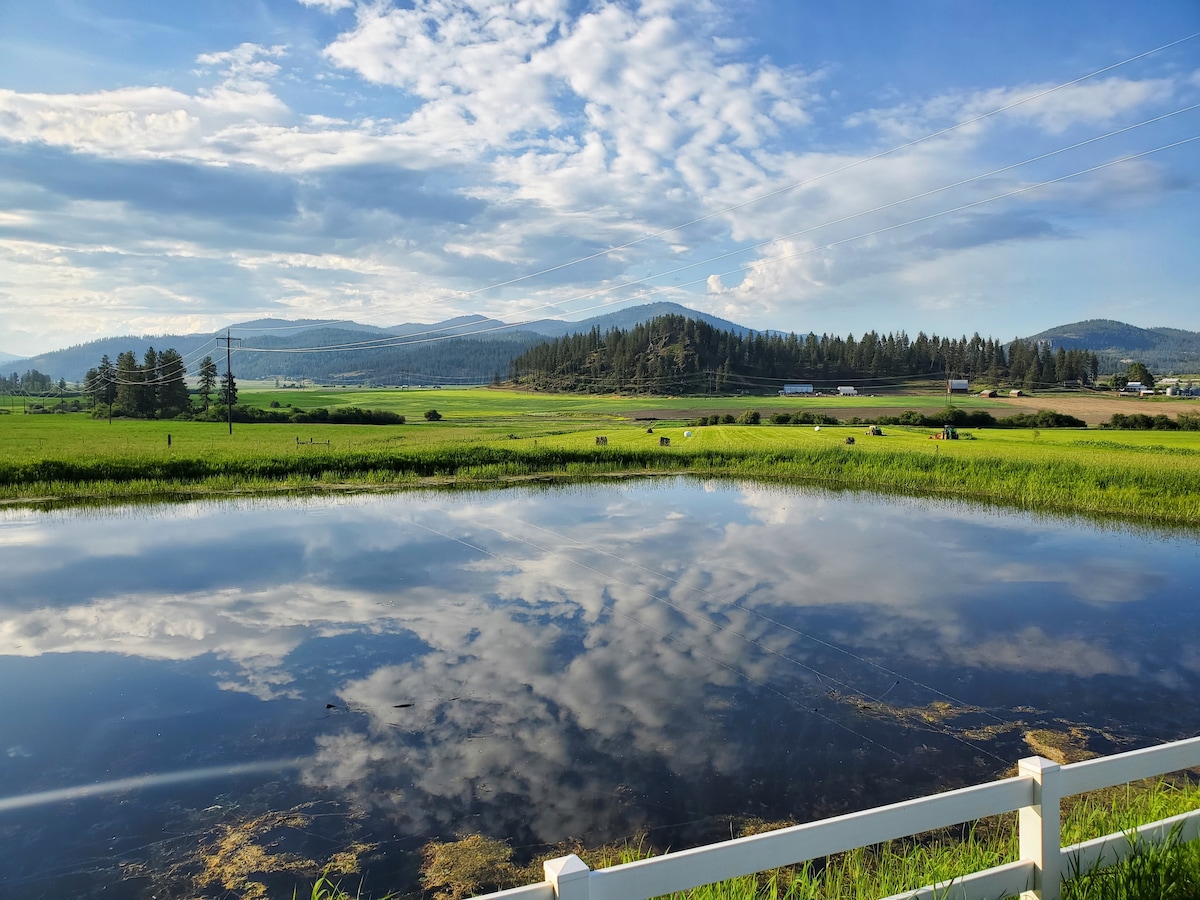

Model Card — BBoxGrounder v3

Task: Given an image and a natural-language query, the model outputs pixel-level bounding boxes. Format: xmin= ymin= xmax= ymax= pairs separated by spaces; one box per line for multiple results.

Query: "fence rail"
xmin=466 ymin=735 xmax=1200 ymax=900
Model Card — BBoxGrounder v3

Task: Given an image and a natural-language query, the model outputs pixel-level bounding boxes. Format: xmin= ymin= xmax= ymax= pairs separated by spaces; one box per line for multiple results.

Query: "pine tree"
xmin=139 ymin=347 xmax=159 ymax=418
xmin=157 ymin=348 xmax=190 ymax=417
xmin=198 ymin=356 xmax=218 ymax=410
xmin=115 ymin=351 xmax=140 ymax=413
xmin=219 ymin=368 xmax=238 ymax=409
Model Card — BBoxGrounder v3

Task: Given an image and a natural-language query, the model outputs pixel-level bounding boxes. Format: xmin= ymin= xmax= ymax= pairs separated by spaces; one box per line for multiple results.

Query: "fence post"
xmin=1019 ymin=755 xmax=1062 ymax=900
xmin=544 ymin=854 xmax=590 ymax=900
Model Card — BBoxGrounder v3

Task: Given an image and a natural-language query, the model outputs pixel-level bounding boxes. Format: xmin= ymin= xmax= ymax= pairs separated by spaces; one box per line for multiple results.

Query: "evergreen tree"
xmin=115 ymin=351 xmax=140 ymax=413
xmin=97 ymin=355 xmax=117 ymax=407
xmin=157 ymin=348 xmax=190 ymax=416
xmin=139 ymin=346 xmax=159 ymax=418
xmin=84 ymin=368 xmax=101 ymax=407
xmin=219 ymin=368 xmax=238 ymax=408
xmin=198 ymin=356 xmax=218 ymax=410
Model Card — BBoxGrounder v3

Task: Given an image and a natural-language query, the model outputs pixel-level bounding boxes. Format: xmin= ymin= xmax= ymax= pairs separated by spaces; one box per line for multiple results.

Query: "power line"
xmin=216 ymin=31 xmax=1199 ymax=334
xmin=239 ymin=130 xmax=1200 ymax=356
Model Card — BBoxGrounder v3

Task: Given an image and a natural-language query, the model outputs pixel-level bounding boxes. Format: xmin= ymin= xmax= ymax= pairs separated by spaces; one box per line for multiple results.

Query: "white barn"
xmin=780 ymin=383 xmax=814 ymax=395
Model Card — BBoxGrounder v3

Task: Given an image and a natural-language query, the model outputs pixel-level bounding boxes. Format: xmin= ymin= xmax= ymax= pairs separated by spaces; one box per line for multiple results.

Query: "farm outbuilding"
xmin=1010 ymin=389 xmax=1024 ymax=397
xmin=837 ymin=386 xmax=858 ymax=396
xmin=780 ymin=383 xmax=814 ymax=395
xmin=979 ymin=389 xmax=997 ymax=398
xmin=947 ymin=379 xmax=969 ymax=394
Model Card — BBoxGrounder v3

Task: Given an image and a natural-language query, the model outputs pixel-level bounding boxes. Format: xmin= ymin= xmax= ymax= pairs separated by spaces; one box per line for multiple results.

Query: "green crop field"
xmin=2 ymin=388 xmax=1199 ymax=525
xmin=235 ymin=386 xmax=995 ymax=419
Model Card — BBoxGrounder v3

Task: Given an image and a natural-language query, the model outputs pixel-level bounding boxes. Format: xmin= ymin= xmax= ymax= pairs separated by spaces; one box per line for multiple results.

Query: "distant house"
xmin=947 ymin=379 xmax=969 ymax=394
xmin=979 ymin=389 xmax=997 ymax=398
xmin=780 ymin=383 xmax=814 ymax=396
xmin=837 ymin=386 xmax=858 ymax=396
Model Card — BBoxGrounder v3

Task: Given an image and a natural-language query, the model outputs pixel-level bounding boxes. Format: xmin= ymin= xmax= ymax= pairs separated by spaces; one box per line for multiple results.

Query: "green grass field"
xmin=3 ymin=388 xmax=1199 ymax=524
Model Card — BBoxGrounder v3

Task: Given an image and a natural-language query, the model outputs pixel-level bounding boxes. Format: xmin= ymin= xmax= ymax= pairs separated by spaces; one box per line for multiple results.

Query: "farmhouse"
xmin=779 ymin=383 xmax=814 ymax=396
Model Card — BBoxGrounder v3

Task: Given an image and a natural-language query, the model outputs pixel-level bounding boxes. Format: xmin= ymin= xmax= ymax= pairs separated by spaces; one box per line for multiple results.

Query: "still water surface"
xmin=1 ymin=480 xmax=1198 ymax=897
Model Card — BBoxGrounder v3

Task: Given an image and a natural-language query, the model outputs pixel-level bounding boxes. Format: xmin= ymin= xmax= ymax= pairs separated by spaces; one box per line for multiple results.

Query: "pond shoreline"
xmin=4 ymin=453 xmax=1198 ymax=529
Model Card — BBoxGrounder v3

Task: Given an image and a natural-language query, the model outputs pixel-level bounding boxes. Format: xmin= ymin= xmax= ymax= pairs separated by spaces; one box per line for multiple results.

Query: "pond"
xmin=2 ymin=479 xmax=1199 ymax=897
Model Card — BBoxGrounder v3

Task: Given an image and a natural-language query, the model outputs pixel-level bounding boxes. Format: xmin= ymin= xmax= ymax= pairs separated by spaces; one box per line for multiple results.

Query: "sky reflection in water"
xmin=1 ymin=480 xmax=1198 ymax=895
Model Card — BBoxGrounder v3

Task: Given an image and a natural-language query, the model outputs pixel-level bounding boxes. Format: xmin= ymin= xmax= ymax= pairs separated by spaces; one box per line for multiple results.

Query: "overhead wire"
xmin=219 ymin=30 xmax=1200 ymax=334
xmin=239 ymin=129 xmax=1200 ymax=357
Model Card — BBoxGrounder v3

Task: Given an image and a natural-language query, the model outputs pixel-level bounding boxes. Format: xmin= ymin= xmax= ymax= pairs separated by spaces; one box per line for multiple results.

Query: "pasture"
xmin=2 ymin=387 xmax=1199 ymax=524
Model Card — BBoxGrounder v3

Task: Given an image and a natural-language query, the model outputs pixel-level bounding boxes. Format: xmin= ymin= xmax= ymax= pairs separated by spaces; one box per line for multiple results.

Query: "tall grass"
xmin=3 ymin=438 xmax=1196 ymax=525
xmin=384 ymin=779 xmax=1200 ymax=900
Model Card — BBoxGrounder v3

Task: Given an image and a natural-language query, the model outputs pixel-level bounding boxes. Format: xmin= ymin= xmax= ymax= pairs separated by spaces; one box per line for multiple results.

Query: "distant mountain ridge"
xmin=9 ymin=308 xmax=1199 ymax=382
xmin=8 ymin=302 xmax=761 ymax=381
xmin=1020 ymin=319 xmax=1200 ymax=372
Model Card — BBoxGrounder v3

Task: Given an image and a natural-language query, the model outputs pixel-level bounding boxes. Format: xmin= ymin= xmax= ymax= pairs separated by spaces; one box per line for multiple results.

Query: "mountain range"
xmin=2 ymin=302 xmax=757 ymax=383
xmin=5 ymin=308 xmax=1199 ymax=383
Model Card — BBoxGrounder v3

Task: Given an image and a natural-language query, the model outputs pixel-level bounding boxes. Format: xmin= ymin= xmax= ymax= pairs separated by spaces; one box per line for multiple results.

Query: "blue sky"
xmin=1 ymin=0 xmax=1198 ymax=357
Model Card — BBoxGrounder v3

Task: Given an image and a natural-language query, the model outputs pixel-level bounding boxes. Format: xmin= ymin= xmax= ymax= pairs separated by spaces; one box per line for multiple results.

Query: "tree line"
xmin=508 ymin=314 xmax=1102 ymax=394
xmin=84 ymin=349 xmax=235 ymax=419
xmin=1 ymin=369 xmax=61 ymax=395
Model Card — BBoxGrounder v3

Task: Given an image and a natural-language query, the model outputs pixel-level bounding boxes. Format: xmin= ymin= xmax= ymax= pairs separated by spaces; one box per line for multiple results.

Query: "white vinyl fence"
xmin=467 ymin=736 xmax=1200 ymax=900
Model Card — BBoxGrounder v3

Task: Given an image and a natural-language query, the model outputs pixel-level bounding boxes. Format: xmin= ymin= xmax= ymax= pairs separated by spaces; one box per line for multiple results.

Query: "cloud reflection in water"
xmin=1 ymin=482 xmax=1198 ymax=857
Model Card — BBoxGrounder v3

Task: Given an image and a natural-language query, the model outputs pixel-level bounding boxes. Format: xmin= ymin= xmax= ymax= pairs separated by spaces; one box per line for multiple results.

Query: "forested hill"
xmin=1021 ymin=319 xmax=1200 ymax=373
xmin=509 ymin=314 xmax=1094 ymax=394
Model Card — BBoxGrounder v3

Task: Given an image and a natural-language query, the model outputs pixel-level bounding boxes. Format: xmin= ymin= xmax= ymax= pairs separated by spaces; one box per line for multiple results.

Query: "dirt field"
xmin=979 ymin=393 xmax=1200 ymax=426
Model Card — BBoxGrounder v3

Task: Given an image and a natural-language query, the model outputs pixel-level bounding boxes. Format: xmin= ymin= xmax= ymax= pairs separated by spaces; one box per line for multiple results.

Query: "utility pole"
xmin=222 ymin=330 xmax=242 ymax=435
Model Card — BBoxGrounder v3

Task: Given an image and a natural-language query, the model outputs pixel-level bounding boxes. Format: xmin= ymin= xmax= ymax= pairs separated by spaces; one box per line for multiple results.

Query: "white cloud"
xmin=1 ymin=3 xmax=1196 ymax=353
xmin=0 ymin=43 xmax=293 ymax=162
xmin=297 ymin=0 xmax=356 ymax=11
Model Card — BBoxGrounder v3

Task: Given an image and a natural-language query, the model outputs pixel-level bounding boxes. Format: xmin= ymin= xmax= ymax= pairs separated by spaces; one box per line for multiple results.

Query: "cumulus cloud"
xmin=1 ymin=2 xmax=1196 ymax=353
xmin=297 ymin=0 xmax=356 ymax=11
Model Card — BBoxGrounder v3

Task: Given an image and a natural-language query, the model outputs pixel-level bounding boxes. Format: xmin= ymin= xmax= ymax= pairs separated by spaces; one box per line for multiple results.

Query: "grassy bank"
xmin=400 ymin=777 xmax=1200 ymax=900
xmin=2 ymin=394 xmax=1199 ymax=524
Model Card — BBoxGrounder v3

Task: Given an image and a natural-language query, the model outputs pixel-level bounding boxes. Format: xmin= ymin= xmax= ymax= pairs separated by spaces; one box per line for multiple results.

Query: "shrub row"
xmin=1102 ymin=412 xmax=1200 ymax=431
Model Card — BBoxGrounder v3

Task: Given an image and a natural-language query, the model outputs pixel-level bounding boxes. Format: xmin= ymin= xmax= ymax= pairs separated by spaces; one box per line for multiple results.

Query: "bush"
xmin=737 ymin=409 xmax=761 ymax=425
xmin=995 ymin=410 xmax=1085 ymax=428
xmin=424 ymin=408 xmax=443 ymax=421
xmin=874 ymin=409 xmax=999 ymax=428
xmin=1103 ymin=412 xmax=1198 ymax=431
xmin=190 ymin=405 xmax=404 ymax=425
xmin=770 ymin=412 xmax=792 ymax=425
